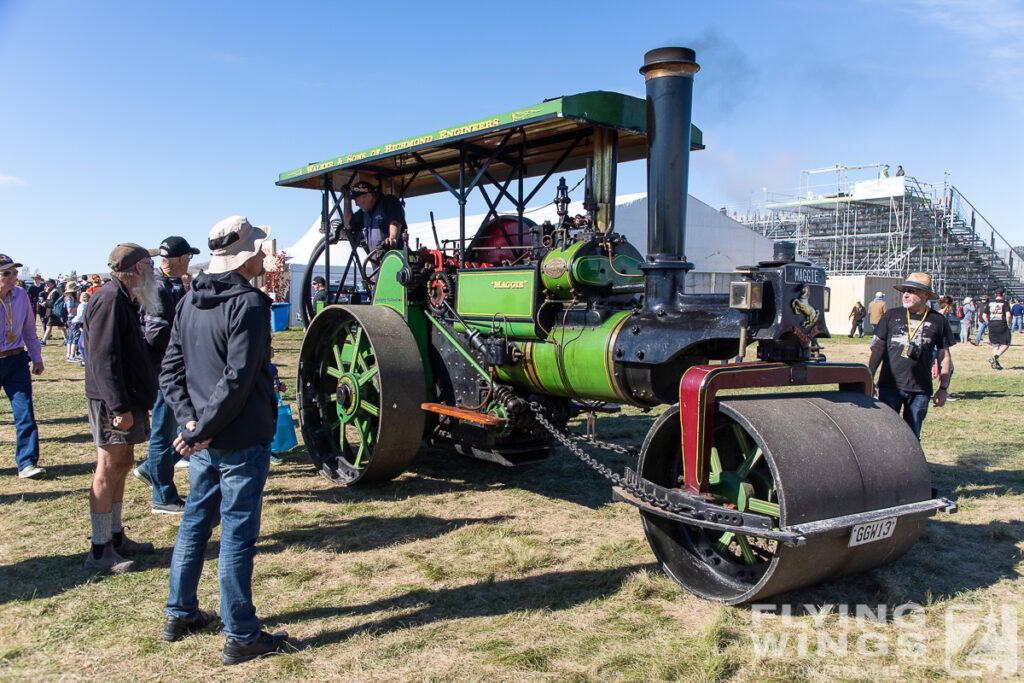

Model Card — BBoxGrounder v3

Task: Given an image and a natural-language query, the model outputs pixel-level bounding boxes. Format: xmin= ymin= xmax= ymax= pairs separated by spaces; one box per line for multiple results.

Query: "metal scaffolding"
xmin=736 ymin=164 xmax=1024 ymax=299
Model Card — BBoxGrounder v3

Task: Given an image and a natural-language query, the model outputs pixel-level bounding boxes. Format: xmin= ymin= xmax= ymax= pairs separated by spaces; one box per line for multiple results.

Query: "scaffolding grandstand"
xmin=735 ymin=164 xmax=1024 ymax=300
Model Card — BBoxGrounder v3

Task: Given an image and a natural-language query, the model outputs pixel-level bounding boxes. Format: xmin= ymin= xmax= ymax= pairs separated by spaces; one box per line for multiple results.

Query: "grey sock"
xmin=91 ymin=512 xmax=112 ymax=545
xmin=111 ymin=501 xmax=123 ymax=533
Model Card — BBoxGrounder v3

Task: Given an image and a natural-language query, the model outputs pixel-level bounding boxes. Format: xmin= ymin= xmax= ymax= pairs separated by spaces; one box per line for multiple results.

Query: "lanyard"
xmin=1 ymin=292 xmax=13 ymax=343
xmin=906 ymin=308 xmax=926 ymax=343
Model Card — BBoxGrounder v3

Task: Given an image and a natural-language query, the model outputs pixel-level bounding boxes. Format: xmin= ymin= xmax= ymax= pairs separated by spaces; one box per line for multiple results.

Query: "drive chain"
xmin=529 ymin=402 xmax=682 ymax=514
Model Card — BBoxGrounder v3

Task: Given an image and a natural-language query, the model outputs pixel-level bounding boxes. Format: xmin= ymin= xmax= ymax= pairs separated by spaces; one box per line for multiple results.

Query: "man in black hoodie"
xmin=83 ymin=243 xmax=160 ymax=574
xmin=159 ymin=216 xmax=288 ymax=664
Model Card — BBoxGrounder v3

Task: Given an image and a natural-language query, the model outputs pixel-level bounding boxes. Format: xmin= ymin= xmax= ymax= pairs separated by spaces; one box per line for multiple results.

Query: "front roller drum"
xmin=638 ymin=392 xmax=932 ymax=604
xmin=298 ymin=305 xmax=426 ymax=485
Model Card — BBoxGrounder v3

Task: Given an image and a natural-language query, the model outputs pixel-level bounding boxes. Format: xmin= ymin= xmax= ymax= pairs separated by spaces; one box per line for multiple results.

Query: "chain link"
xmin=529 ymin=402 xmax=683 ymax=514
xmin=568 ymin=431 xmax=638 ymax=458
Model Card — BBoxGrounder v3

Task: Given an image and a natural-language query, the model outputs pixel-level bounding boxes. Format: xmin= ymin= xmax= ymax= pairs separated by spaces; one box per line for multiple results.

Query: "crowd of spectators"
xmin=1 ymin=218 xmax=290 ymax=663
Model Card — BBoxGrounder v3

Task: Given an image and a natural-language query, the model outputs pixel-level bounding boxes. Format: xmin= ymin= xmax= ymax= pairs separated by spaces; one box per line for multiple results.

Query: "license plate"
xmin=848 ymin=518 xmax=897 ymax=547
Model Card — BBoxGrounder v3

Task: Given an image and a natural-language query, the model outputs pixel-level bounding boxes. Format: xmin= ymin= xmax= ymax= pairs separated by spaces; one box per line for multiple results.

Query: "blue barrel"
xmin=271 ymin=302 xmax=291 ymax=331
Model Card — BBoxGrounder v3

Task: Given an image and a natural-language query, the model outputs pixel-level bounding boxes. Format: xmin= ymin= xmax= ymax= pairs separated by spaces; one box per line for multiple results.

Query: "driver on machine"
xmin=349 ymin=182 xmax=406 ymax=254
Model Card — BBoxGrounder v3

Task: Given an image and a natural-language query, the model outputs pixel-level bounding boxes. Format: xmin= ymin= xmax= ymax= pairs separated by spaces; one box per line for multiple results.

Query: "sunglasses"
xmin=0 ymin=270 xmax=17 ymax=278
xmin=903 ymin=288 xmax=921 ymax=295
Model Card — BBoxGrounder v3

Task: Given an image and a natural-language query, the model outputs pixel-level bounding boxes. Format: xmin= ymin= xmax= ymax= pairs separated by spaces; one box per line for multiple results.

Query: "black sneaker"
xmin=152 ymin=499 xmax=186 ymax=515
xmin=133 ymin=465 xmax=153 ymax=489
xmin=162 ymin=609 xmax=219 ymax=642
xmin=221 ymin=630 xmax=289 ymax=665
xmin=992 ymin=357 xmax=1004 ymax=371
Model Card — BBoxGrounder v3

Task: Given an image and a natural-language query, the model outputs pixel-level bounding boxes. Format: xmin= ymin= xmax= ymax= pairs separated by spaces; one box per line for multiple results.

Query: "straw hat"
xmin=894 ymin=272 xmax=937 ymax=300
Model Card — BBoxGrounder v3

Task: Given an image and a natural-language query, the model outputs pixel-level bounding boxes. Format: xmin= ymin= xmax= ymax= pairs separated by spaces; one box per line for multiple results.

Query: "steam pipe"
xmin=639 ymin=47 xmax=700 ymax=311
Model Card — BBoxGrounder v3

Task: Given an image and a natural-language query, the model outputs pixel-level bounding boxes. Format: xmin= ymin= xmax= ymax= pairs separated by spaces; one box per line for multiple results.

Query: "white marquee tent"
xmin=281 ymin=193 xmax=774 ymax=326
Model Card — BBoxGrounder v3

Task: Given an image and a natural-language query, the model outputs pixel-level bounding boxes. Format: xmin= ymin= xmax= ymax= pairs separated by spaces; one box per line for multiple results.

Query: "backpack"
xmin=957 ymin=305 xmax=964 ymax=319
xmin=52 ymin=295 xmax=67 ymax=320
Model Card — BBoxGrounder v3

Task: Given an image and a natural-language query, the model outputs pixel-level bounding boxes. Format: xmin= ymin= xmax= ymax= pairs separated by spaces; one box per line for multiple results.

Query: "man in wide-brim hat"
xmin=160 ymin=216 xmax=290 ymax=663
xmin=0 ymin=254 xmax=46 ymax=479
xmin=868 ymin=272 xmax=955 ymax=439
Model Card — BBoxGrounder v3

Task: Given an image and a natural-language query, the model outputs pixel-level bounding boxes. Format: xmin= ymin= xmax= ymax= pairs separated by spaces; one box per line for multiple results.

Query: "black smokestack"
xmin=639 ymin=47 xmax=699 ymax=310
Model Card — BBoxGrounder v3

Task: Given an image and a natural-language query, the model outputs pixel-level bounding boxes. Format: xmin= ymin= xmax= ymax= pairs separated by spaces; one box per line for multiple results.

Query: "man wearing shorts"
xmin=984 ymin=288 xmax=1011 ymax=370
xmin=83 ymin=243 xmax=161 ymax=573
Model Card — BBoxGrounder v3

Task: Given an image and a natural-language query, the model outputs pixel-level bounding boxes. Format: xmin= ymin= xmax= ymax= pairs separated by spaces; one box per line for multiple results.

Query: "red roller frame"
xmin=678 ymin=362 xmax=873 ymax=494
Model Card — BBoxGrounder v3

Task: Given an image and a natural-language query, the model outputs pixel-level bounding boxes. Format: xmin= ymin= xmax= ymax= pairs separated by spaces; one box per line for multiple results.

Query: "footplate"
xmin=614 ymin=468 xmax=957 ymax=548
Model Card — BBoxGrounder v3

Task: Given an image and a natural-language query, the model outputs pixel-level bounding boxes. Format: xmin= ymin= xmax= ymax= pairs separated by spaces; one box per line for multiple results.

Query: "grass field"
xmin=1 ymin=329 xmax=1022 ymax=681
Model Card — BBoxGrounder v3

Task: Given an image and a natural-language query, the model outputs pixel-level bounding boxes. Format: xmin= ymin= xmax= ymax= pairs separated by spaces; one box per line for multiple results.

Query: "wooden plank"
xmin=420 ymin=402 xmax=505 ymax=427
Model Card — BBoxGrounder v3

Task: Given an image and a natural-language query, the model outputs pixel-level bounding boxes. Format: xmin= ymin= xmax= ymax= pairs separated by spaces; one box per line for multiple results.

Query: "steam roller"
xmin=282 ymin=46 xmax=956 ymax=604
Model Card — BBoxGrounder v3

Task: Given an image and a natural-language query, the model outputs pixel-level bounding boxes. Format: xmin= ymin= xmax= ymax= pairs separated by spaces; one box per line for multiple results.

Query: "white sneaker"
xmin=174 ymin=457 xmax=190 ymax=469
xmin=17 ymin=464 xmax=46 ymax=479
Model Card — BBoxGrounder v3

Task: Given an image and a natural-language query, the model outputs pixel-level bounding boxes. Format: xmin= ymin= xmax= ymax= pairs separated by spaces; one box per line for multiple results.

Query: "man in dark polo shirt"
xmin=83 ymin=243 xmax=160 ymax=574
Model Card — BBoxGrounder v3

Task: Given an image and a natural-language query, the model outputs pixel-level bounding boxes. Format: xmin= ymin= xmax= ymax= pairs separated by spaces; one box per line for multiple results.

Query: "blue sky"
xmin=2 ymin=0 xmax=1022 ymax=276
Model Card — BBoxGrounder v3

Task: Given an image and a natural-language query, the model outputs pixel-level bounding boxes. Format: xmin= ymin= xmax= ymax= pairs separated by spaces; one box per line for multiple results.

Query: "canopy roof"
xmin=276 ymin=91 xmax=703 ymax=198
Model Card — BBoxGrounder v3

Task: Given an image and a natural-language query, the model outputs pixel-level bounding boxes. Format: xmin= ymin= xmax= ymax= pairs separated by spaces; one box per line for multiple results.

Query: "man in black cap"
xmin=311 ymin=275 xmax=328 ymax=311
xmin=83 ymin=243 xmax=161 ymax=573
xmin=349 ymin=181 xmax=406 ymax=253
xmin=134 ymin=236 xmax=200 ymax=514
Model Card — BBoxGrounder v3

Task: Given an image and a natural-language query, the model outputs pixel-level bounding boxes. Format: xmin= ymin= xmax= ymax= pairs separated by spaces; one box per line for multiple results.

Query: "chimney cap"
xmin=641 ymin=47 xmax=697 ymax=74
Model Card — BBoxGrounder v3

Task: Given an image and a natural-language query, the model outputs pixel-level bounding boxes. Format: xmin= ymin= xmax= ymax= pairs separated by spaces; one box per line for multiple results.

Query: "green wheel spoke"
xmin=360 ymin=401 xmax=380 ymax=417
xmin=709 ymin=446 xmax=722 ymax=475
xmin=357 ymin=365 xmax=379 ymax=386
xmin=736 ymin=535 xmax=756 ymax=565
xmin=714 ymin=531 xmax=734 ymax=553
xmin=326 ymin=366 xmax=343 ymax=379
xmin=348 ymin=327 xmax=365 ymax=373
xmin=332 ymin=343 xmax=343 ymax=371
xmin=747 ymin=498 xmax=780 ymax=518
xmin=736 ymin=446 xmax=763 ymax=478
xmin=353 ymin=419 xmax=373 ymax=467
xmin=731 ymin=423 xmax=750 ymax=455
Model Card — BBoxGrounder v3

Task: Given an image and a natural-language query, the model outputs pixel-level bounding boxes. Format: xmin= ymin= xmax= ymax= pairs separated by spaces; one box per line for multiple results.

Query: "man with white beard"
xmin=83 ymin=243 xmax=161 ymax=573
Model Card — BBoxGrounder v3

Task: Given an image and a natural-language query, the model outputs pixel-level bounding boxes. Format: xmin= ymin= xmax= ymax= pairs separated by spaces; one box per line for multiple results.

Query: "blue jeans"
xmin=975 ymin=321 xmax=988 ymax=343
xmin=166 ymin=444 xmax=271 ymax=641
xmin=1012 ymin=316 xmax=1023 ymax=333
xmin=1 ymin=352 xmax=40 ymax=472
xmin=878 ymin=386 xmax=930 ymax=440
xmin=144 ymin=391 xmax=180 ymax=505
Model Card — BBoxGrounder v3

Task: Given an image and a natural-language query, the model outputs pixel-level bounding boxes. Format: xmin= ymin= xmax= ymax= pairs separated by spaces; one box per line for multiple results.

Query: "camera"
xmin=906 ymin=341 xmax=921 ymax=360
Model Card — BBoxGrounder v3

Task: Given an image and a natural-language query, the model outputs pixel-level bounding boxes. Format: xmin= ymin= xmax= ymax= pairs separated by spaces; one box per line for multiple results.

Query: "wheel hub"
xmin=336 ymin=375 xmax=360 ymax=422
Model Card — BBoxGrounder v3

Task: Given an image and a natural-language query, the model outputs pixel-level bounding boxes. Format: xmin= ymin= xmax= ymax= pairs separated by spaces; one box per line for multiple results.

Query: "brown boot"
xmin=112 ymin=528 xmax=155 ymax=556
xmin=84 ymin=541 xmax=136 ymax=574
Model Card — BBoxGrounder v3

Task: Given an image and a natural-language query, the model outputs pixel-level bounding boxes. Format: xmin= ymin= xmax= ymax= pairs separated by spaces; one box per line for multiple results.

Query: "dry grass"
xmin=0 ymin=327 xmax=1022 ymax=681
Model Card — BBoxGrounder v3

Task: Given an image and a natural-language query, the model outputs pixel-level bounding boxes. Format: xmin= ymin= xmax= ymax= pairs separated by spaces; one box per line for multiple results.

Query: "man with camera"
xmin=868 ymin=272 xmax=954 ymax=439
